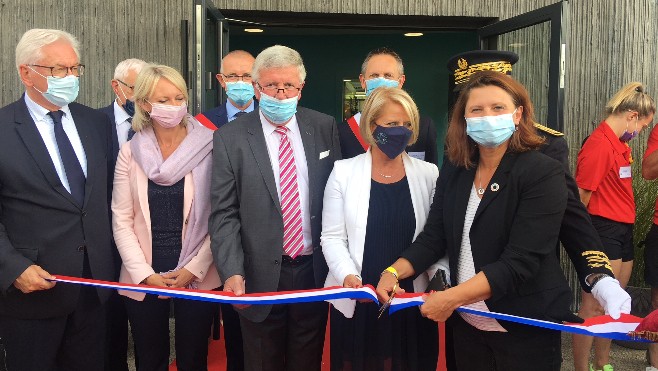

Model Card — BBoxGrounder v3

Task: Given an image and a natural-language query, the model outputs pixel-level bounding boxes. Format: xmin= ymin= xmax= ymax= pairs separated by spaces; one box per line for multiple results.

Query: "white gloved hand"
xmin=591 ymin=276 xmax=631 ymax=319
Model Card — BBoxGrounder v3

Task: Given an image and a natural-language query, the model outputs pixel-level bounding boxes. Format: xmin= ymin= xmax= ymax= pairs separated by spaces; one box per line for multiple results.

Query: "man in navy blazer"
xmin=196 ymin=50 xmax=258 ymax=131
xmin=98 ymin=58 xmax=146 ymax=371
xmin=0 ymin=29 xmax=114 ymax=371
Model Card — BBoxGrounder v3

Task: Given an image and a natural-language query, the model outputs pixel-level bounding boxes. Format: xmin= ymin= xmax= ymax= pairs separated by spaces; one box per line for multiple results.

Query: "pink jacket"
xmin=112 ymin=143 xmax=221 ymax=301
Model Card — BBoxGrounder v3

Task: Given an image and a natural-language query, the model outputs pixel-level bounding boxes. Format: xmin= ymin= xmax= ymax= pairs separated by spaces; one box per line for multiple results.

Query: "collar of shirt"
xmin=227 ymin=99 xmax=254 ymax=121
xmin=112 ymin=100 xmax=132 ymax=126
xmin=24 ymin=92 xmax=73 ymax=124
xmin=600 ymin=120 xmax=631 ymax=157
xmin=259 ymin=110 xmax=300 ymax=138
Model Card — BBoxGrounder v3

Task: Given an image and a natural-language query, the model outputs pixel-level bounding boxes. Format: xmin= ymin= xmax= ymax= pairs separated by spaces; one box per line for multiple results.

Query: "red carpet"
xmin=170 ymin=320 xmax=447 ymax=371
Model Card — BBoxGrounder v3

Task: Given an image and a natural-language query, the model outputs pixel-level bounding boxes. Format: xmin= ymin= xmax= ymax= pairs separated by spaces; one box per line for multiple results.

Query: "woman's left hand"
xmin=161 ymin=268 xmax=196 ymax=288
xmin=420 ymin=290 xmax=459 ymax=322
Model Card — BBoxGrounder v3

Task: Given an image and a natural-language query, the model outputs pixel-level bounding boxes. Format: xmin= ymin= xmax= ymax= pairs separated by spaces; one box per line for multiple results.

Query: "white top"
xmin=457 ymin=185 xmax=506 ymax=332
xmin=113 ymin=100 xmax=132 ymax=147
xmin=24 ymin=93 xmax=88 ymax=193
xmin=259 ymin=111 xmax=312 ymax=256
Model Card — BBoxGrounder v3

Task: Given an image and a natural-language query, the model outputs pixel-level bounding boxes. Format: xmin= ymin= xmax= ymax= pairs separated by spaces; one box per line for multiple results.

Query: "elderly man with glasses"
xmin=0 ymin=28 xmax=114 ymax=371
xmin=209 ymin=44 xmax=341 ymax=371
xmin=197 ymin=50 xmax=257 ymax=131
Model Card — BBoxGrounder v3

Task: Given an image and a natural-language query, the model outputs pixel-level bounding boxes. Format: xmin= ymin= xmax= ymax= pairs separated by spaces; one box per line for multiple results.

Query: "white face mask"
xmin=465 ymin=109 xmax=518 ymax=147
xmin=149 ymin=102 xmax=188 ymax=128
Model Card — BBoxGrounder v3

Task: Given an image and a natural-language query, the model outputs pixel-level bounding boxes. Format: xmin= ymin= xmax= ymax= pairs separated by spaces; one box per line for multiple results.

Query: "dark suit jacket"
xmin=198 ymin=100 xmax=258 ymax=130
xmin=538 ymin=131 xmax=614 ymax=291
xmin=402 ymin=150 xmax=576 ymax=333
xmin=98 ymin=103 xmax=124 ymax=279
xmin=0 ymin=97 xmax=114 ymax=319
xmin=338 ymin=113 xmax=438 ymax=165
xmin=209 ymin=107 xmax=341 ymax=322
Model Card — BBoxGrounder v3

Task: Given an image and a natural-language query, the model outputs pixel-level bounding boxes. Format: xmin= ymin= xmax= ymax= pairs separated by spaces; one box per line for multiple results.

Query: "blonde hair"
xmin=15 ymin=29 xmax=80 ymax=74
xmin=132 ymin=64 xmax=189 ymax=131
xmin=359 ymin=87 xmax=419 ymax=147
xmin=605 ymin=82 xmax=656 ymax=118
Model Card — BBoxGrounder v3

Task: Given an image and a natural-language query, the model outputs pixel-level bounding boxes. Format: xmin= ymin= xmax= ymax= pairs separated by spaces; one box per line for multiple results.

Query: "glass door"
xmin=193 ymin=0 xmax=228 ymax=114
xmin=478 ymin=2 xmax=566 ymax=131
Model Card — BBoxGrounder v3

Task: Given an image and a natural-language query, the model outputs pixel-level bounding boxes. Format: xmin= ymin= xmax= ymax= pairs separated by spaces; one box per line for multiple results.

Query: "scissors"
xmin=377 ymin=283 xmax=397 ymax=319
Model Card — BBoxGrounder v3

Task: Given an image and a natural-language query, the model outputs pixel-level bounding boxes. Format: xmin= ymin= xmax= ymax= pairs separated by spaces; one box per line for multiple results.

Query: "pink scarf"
xmin=130 ymin=115 xmax=213 ymax=284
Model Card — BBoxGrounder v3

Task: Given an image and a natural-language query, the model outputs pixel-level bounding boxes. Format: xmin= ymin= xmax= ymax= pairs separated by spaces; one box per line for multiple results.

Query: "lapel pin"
xmin=490 ymin=183 xmax=500 ymax=192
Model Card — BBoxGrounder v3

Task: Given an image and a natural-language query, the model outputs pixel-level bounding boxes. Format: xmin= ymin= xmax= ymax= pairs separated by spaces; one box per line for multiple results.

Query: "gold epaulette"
xmin=534 ymin=122 xmax=564 ymax=137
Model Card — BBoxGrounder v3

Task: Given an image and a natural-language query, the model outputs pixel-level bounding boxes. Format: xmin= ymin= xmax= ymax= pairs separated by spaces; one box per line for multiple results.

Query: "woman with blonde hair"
xmin=112 ymin=64 xmax=220 ymax=371
xmin=322 ymin=87 xmax=441 ymax=370
xmin=574 ymin=82 xmax=655 ymax=371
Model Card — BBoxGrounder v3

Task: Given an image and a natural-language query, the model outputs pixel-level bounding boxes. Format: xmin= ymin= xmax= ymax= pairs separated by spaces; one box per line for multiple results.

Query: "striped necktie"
xmin=275 ymin=126 xmax=304 ymax=259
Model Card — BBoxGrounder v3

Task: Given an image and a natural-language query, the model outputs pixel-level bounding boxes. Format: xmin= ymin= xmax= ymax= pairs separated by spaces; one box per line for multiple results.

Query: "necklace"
xmin=378 ymin=172 xmax=393 ymax=178
xmin=476 ymin=170 xmax=486 ymax=195
xmin=476 ymin=164 xmax=499 ymax=195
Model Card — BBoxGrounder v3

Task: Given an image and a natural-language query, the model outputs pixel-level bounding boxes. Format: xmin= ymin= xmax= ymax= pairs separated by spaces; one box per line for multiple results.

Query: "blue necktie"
xmin=127 ymin=117 xmax=135 ymax=141
xmin=48 ymin=110 xmax=85 ymax=206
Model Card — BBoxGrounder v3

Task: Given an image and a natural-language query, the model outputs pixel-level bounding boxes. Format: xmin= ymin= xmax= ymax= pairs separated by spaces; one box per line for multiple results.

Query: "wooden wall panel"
xmin=0 ymin=0 xmax=193 ymax=108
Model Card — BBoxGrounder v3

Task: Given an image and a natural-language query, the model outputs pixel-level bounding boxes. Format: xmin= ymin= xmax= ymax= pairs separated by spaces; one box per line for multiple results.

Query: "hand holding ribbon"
xmin=591 ymin=276 xmax=632 ymax=319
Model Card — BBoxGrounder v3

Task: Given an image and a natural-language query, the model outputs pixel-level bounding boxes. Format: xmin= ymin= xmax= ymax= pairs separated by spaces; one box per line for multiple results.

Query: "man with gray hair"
xmin=0 ymin=28 xmax=114 ymax=371
xmin=210 ymin=45 xmax=341 ymax=370
xmin=98 ymin=57 xmax=146 ymax=371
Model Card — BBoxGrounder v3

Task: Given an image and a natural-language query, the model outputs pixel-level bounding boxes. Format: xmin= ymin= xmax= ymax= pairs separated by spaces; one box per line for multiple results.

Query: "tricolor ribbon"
xmin=52 ymin=276 xmax=647 ymax=342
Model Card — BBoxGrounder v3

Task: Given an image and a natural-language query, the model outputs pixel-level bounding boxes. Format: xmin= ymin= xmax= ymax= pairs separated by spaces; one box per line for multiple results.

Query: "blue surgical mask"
xmin=365 ymin=77 xmax=399 ymax=96
xmin=258 ymin=93 xmax=298 ymax=124
xmin=117 ymin=84 xmax=135 ymax=116
xmin=619 ymin=116 xmax=639 ymax=142
xmin=30 ymin=67 xmax=79 ymax=107
xmin=225 ymin=81 xmax=255 ymax=107
xmin=465 ymin=109 xmax=518 ymax=148
xmin=372 ymin=125 xmax=412 ymax=159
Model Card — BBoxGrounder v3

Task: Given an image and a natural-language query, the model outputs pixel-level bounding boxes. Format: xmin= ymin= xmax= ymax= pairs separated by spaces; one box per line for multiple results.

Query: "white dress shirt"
xmin=24 ymin=93 xmax=87 ymax=193
xmin=259 ymin=111 xmax=312 ymax=256
xmin=113 ymin=100 xmax=132 ymax=147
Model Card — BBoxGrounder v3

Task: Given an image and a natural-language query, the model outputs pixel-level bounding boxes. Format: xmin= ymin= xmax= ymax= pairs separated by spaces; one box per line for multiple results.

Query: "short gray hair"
xmin=15 ymin=29 xmax=80 ymax=74
xmin=113 ymin=58 xmax=147 ymax=80
xmin=360 ymin=47 xmax=404 ymax=76
xmin=252 ymin=45 xmax=306 ymax=83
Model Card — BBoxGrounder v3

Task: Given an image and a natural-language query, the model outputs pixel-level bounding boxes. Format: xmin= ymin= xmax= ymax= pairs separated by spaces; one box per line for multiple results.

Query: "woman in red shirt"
xmin=575 ymin=82 xmax=655 ymax=371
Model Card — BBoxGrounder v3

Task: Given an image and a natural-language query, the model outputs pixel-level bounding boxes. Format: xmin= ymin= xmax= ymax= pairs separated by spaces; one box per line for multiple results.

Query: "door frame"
xmin=478 ymin=2 xmax=567 ymax=131
xmin=193 ymin=0 xmax=228 ymax=114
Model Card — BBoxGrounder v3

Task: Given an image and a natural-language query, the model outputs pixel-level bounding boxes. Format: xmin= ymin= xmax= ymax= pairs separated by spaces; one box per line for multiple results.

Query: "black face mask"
xmin=122 ymin=99 xmax=135 ymax=117
xmin=373 ymin=125 xmax=412 ymax=159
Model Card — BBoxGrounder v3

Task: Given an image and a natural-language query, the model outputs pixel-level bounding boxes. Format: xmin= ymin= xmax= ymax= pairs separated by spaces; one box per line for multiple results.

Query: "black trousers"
xmin=105 ymin=289 xmax=130 ymax=371
xmin=239 ymin=256 xmax=327 ymax=371
xmin=220 ymin=301 xmax=244 ymax=371
xmin=124 ymin=294 xmax=215 ymax=371
xmin=0 ymin=285 xmax=105 ymax=371
xmin=450 ymin=313 xmax=561 ymax=370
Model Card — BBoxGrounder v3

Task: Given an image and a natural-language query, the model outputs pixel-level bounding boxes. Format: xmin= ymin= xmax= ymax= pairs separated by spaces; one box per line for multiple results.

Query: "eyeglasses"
xmin=222 ymin=73 xmax=252 ymax=82
xmin=29 ymin=64 xmax=85 ymax=78
xmin=256 ymin=82 xmax=302 ymax=97
xmin=117 ymin=79 xmax=134 ymax=91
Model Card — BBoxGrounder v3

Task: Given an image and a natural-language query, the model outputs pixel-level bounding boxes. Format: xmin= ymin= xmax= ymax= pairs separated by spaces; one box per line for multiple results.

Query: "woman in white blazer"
xmin=112 ymin=65 xmax=220 ymax=371
xmin=321 ymin=87 xmax=444 ymax=371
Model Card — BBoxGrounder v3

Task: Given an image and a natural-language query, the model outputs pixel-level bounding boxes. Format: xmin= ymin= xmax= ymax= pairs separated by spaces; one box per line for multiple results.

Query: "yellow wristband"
xmin=382 ymin=266 xmax=399 ymax=280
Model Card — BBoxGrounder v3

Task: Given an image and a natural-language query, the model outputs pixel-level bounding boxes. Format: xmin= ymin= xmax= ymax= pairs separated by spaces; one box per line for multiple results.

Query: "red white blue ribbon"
xmin=390 ymin=293 xmax=646 ymax=342
xmin=52 ymin=276 xmax=646 ymax=342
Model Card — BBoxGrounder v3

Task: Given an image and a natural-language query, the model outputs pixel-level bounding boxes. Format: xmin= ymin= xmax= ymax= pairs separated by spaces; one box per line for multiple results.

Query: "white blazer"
xmin=321 ymin=150 xmax=448 ymax=318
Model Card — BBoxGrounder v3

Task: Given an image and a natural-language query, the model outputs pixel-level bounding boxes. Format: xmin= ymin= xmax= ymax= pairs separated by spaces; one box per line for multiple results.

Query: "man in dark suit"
xmin=339 ymin=47 xmax=438 ymax=165
xmin=196 ymin=50 xmax=257 ymax=131
xmin=98 ymin=57 xmax=146 ymax=371
xmin=0 ymin=28 xmax=114 ymax=371
xmin=196 ymin=50 xmax=257 ymax=371
xmin=209 ymin=45 xmax=341 ymax=371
